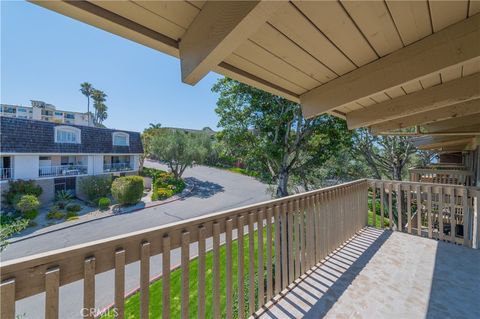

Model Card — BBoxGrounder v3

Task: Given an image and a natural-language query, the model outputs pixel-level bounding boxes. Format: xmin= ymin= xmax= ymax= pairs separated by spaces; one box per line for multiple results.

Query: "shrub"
xmin=3 ymin=180 xmax=42 ymax=206
xmin=98 ymin=197 xmax=111 ymax=210
xmin=66 ymin=211 xmax=78 ymax=218
xmin=47 ymin=210 xmax=65 ymax=220
xmin=79 ymin=175 xmax=112 ymax=203
xmin=0 ymin=216 xmax=29 ymax=251
xmin=15 ymin=195 xmax=40 ymax=219
xmin=111 ymin=176 xmax=144 ymax=205
xmin=151 ymin=187 xmax=174 ymax=201
xmin=55 ymin=190 xmax=73 ymax=202
xmin=66 ymin=204 xmax=82 ymax=213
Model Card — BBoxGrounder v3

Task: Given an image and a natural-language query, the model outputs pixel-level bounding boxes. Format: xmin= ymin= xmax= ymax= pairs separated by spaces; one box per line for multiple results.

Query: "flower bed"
xmin=142 ymin=168 xmax=186 ymax=201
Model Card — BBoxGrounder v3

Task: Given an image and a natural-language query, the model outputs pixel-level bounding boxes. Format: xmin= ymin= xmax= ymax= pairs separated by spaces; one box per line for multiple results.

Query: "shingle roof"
xmin=1 ymin=116 xmax=143 ymax=154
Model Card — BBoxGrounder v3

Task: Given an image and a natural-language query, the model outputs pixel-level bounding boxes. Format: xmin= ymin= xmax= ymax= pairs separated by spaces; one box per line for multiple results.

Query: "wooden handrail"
xmin=0 ymin=179 xmax=369 ymax=319
xmin=408 ymin=167 xmax=474 ymax=186
xmin=367 ymin=179 xmax=479 ymax=248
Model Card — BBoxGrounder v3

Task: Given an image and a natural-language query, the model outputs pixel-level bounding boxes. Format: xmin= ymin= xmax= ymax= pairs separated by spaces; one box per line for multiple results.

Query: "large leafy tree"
xmin=149 ymin=129 xmax=209 ymax=178
xmin=80 ymin=82 xmax=93 ymax=125
xmin=212 ymin=78 xmax=352 ymax=197
xmin=352 ymin=129 xmax=419 ymax=181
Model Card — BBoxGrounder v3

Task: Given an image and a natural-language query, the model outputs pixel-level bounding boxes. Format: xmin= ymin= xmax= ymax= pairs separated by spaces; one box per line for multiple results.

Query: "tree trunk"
xmin=393 ymin=165 xmax=403 ymax=181
xmin=276 ymin=169 xmax=289 ymax=198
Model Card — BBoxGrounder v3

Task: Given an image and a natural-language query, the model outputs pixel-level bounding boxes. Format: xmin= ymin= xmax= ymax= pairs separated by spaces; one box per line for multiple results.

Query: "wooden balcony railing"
xmin=409 ymin=166 xmax=474 ymax=186
xmin=368 ymin=179 xmax=479 ymax=247
xmin=0 ymin=180 xmax=368 ymax=319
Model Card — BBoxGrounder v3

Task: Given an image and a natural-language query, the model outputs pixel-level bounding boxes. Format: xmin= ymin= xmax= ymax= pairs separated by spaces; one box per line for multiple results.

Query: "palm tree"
xmin=91 ymin=89 xmax=107 ymax=125
xmin=149 ymin=123 xmax=162 ymax=129
xmin=80 ymin=82 xmax=94 ymax=126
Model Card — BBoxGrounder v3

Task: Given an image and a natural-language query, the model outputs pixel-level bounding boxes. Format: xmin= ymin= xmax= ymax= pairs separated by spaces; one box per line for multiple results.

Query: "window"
xmin=55 ymin=126 xmax=81 ymax=144
xmin=112 ymin=132 xmax=129 ymax=146
xmin=54 ymin=112 xmax=63 ymax=116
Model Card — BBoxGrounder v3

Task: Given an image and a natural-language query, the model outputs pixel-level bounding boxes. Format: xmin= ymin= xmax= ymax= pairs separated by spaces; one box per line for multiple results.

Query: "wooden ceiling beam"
xmin=300 ymin=14 xmax=480 ymax=118
xmin=31 ymin=0 xmax=180 ymax=56
xmin=423 ymin=114 xmax=480 ymax=133
xmin=412 ymin=136 xmax=474 ymax=149
xmin=346 ymin=73 xmax=480 ymax=129
xmin=179 ymin=1 xmax=283 ymax=85
xmin=370 ymin=99 xmax=480 ymax=134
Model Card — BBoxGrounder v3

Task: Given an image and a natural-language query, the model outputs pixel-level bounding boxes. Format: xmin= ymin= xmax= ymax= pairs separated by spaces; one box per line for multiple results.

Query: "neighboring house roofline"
xmin=1 ymin=116 xmax=144 ymax=154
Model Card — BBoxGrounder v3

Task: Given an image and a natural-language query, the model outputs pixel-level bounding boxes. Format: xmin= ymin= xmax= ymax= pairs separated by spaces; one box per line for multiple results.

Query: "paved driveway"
xmin=3 ymin=161 xmax=270 ymax=318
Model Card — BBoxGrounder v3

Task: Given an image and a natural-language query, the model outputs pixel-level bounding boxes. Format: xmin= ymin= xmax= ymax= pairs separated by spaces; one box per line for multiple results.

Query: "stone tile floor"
xmin=256 ymin=227 xmax=480 ymax=319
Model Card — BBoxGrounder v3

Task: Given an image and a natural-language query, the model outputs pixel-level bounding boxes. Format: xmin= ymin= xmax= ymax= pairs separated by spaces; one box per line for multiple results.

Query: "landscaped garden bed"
xmin=142 ymin=167 xmax=186 ymax=201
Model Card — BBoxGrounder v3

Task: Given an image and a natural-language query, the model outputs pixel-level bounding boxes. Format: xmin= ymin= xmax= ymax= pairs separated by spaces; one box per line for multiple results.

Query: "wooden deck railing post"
xmin=237 ymin=215 xmax=245 ymax=319
xmin=372 ymin=183 xmax=377 ymax=227
xmin=396 ymin=184 xmax=402 ymax=232
xmin=45 ymin=267 xmax=60 ymax=319
xmin=213 ymin=222 xmax=221 ymax=319
xmin=248 ymin=213 xmax=255 ymax=316
xmin=114 ymin=249 xmax=126 ymax=319
xmin=225 ymin=218 xmax=233 ymax=319
xmin=273 ymin=206 xmax=281 ymax=295
xmin=257 ymin=210 xmax=265 ymax=308
xmin=162 ymin=236 xmax=171 ymax=319
xmin=197 ymin=226 xmax=206 ymax=319
xmin=0 ymin=278 xmax=15 ymax=319
xmin=416 ymin=185 xmax=422 ymax=236
xmin=140 ymin=242 xmax=150 ymax=319
xmin=266 ymin=208 xmax=273 ymax=301
xmin=181 ymin=232 xmax=190 ymax=319
xmin=83 ymin=257 xmax=96 ymax=319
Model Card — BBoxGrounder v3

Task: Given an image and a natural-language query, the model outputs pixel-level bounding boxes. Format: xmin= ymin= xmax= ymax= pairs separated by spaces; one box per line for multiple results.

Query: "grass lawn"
xmin=368 ymin=210 xmax=390 ymax=228
xmin=101 ymin=228 xmax=272 ymax=319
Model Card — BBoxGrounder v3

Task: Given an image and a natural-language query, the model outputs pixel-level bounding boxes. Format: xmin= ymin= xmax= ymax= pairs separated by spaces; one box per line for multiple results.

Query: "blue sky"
xmin=1 ymin=1 xmax=222 ymax=132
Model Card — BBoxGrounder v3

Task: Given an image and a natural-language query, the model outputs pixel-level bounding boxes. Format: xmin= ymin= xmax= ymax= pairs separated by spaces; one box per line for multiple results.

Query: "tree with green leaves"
xmin=212 ymin=78 xmax=352 ymax=197
xmin=352 ymin=129 xmax=420 ymax=180
xmin=149 ymin=129 xmax=209 ymax=178
xmin=80 ymin=82 xmax=93 ymax=125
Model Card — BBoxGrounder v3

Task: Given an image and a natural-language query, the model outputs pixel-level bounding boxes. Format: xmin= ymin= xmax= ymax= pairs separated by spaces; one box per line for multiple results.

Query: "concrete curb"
xmin=8 ymin=181 xmax=196 ymax=244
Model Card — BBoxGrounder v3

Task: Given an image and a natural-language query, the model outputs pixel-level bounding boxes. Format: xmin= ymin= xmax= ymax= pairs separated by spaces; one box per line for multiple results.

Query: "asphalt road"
xmin=3 ymin=161 xmax=271 ymax=318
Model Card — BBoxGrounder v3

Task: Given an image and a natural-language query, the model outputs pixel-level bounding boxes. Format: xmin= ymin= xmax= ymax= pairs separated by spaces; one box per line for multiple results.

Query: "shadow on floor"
xmin=183 ymin=177 xmax=225 ymax=199
xmin=426 ymin=241 xmax=480 ymax=319
xmin=257 ymin=228 xmax=391 ymax=319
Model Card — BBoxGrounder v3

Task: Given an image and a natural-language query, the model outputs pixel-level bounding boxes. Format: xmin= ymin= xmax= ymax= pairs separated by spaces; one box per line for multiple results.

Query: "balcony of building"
xmin=1 ymin=156 xmax=13 ymax=180
xmin=103 ymin=155 xmax=134 ymax=173
xmin=38 ymin=155 xmax=88 ymax=178
xmin=1 ymin=179 xmax=478 ymax=319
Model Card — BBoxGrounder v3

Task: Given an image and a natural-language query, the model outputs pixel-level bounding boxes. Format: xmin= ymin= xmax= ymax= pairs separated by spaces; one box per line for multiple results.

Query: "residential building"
xmin=0 ymin=116 xmax=143 ymax=203
xmin=0 ymin=100 xmax=93 ymax=126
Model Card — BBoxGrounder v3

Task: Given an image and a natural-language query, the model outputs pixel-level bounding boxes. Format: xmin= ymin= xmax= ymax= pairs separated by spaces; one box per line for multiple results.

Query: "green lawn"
xmin=368 ymin=210 xmax=390 ymax=228
xmin=101 ymin=228 xmax=272 ymax=319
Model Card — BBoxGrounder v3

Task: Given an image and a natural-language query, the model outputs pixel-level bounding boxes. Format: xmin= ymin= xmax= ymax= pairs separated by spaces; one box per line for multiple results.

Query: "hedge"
xmin=111 ymin=176 xmax=144 ymax=205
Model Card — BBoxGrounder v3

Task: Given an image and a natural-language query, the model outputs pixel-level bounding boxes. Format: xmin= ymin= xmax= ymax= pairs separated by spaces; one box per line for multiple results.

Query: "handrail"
xmin=38 ymin=165 xmax=88 ymax=177
xmin=103 ymin=163 xmax=133 ymax=172
xmin=367 ymin=179 xmax=479 ymax=248
xmin=408 ymin=166 xmax=474 ymax=186
xmin=0 ymin=168 xmax=13 ymax=180
xmin=0 ymin=179 xmax=369 ymax=318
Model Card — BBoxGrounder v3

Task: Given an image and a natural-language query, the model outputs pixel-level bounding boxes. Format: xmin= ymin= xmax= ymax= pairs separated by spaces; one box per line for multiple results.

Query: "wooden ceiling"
xmin=32 ymin=0 xmax=480 ymax=151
